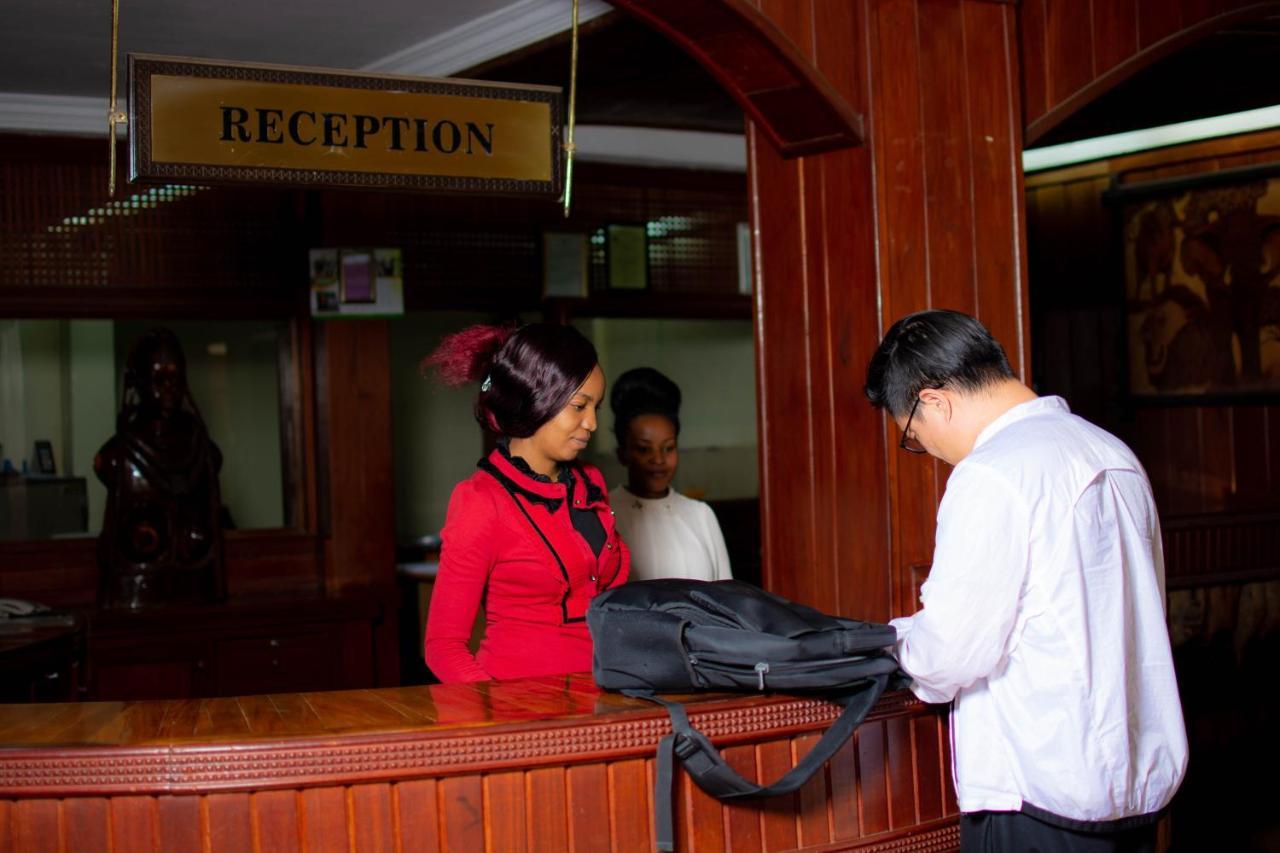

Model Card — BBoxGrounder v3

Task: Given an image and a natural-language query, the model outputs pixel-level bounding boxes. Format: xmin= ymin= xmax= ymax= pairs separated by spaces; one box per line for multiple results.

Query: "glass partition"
xmin=0 ymin=318 xmax=290 ymax=540
xmin=575 ymin=317 xmax=758 ymax=500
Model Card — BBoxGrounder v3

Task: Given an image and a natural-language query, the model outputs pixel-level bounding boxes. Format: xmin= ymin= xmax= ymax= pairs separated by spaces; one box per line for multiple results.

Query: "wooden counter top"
xmin=0 ymin=679 xmax=958 ymax=851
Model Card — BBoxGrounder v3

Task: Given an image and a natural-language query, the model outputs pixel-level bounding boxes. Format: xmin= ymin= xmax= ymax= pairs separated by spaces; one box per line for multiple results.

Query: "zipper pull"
xmin=755 ymin=662 xmax=769 ymax=690
xmin=688 ymin=655 xmax=699 ymax=666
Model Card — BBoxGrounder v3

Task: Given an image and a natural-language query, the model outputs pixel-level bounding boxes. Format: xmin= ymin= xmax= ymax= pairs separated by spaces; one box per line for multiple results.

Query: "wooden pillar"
xmin=315 ymin=319 xmax=397 ymax=595
xmin=750 ymin=0 xmax=1029 ymax=622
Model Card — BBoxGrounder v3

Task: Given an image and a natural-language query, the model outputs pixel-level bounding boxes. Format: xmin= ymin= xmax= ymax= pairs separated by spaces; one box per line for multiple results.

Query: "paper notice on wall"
xmin=309 ymin=248 xmax=404 ymax=318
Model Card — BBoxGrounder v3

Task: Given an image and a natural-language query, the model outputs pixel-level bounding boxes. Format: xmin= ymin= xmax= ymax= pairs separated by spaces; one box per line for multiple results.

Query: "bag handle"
xmin=627 ymin=673 xmax=890 ymax=852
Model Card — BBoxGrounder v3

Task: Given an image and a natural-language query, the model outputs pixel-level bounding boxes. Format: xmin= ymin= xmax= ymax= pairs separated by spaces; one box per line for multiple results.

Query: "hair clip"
xmin=480 ymin=374 xmax=493 ymax=392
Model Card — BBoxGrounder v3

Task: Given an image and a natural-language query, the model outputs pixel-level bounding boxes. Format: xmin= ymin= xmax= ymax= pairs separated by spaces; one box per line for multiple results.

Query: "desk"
xmin=0 ymin=614 xmax=84 ymax=702
xmin=0 ymin=678 xmax=957 ymax=851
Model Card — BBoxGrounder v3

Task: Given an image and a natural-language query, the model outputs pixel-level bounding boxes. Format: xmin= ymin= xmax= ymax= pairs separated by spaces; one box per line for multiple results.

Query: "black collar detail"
xmin=486 ymin=443 xmax=605 ymax=508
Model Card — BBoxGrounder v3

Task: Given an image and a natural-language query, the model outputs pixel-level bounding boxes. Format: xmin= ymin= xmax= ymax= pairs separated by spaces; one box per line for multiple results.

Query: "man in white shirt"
xmin=864 ymin=310 xmax=1187 ymax=852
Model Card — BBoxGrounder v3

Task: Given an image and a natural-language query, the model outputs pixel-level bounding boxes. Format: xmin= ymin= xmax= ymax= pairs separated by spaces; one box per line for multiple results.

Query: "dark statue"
xmin=95 ymin=329 xmax=226 ymax=609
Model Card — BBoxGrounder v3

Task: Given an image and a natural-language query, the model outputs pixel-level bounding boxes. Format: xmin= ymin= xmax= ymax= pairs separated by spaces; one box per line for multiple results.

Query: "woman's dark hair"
xmin=864 ymin=310 xmax=1014 ymax=417
xmin=423 ymin=323 xmax=598 ymax=437
xmin=610 ymin=367 xmax=681 ymax=447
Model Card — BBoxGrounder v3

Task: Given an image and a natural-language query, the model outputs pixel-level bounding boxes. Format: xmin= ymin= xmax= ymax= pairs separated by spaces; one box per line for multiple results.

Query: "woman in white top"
xmin=608 ymin=368 xmax=732 ymax=582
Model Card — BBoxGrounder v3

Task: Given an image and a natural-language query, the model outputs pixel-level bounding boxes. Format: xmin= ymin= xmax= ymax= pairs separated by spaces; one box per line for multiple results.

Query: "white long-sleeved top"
xmin=609 ymin=485 xmax=732 ymax=582
xmin=890 ymin=396 xmax=1187 ymax=825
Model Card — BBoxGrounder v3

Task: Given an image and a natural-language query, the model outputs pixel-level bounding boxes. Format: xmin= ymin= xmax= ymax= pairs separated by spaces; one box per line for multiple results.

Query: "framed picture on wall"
xmin=340 ymin=251 xmax=377 ymax=304
xmin=1111 ymin=165 xmax=1280 ymax=399
xmin=34 ymin=440 xmax=56 ymax=474
xmin=605 ymin=223 xmax=648 ymax=291
xmin=543 ymin=231 xmax=588 ymax=298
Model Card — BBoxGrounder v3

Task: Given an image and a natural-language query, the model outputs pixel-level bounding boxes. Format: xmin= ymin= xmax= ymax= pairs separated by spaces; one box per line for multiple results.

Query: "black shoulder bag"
xmin=587 ymin=578 xmax=902 ymax=851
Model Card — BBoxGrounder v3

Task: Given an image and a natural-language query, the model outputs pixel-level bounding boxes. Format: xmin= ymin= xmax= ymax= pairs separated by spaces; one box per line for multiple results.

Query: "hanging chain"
xmin=107 ymin=0 xmax=128 ymax=196
xmin=561 ymin=0 xmax=580 ymax=218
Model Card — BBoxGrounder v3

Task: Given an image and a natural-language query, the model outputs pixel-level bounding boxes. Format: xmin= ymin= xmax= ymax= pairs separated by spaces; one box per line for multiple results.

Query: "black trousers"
xmin=960 ymin=811 xmax=1157 ymax=853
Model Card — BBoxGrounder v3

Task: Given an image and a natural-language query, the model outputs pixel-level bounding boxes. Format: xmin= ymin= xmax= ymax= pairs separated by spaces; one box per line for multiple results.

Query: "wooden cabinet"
xmin=86 ymin=596 xmax=387 ymax=701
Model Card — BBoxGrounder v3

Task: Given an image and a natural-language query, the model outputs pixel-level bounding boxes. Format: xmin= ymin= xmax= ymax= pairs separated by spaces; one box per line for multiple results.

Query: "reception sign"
xmin=129 ymin=55 xmax=563 ymax=196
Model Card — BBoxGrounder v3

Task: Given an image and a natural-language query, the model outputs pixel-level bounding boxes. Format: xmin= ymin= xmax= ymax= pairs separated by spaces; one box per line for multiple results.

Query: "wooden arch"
xmin=1022 ymin=1 xmax=1280 ymax=146
xmin=605 ymin=0 xmax=864 ymax=157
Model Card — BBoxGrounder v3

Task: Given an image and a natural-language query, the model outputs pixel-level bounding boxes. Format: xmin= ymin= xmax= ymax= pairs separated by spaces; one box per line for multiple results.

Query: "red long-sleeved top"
xmin=424 ymin=448 xmax=629 ymax=682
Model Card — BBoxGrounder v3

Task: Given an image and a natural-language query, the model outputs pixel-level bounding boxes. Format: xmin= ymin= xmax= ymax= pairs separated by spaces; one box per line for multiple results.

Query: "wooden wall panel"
xmin=752 ymin=0 xmax=1026 ymax=622
xmin=814 ymin=5 xmax=893 ymax=628
xmin=1026 ymin=130 xmax=1280 ymax=535
xmin=299 ymin=788 xmax=347 ymax=853
xmin=525 ymin=769 xmax=569 ymax=853
xmin=722 ymin=745 xmax=762 ymax=851
xmin=828 ymin=738 xmax=860 ymax=840
xmin=1019 ymin=0 xmax=1049 ymax=121
xmin=62 ymin=797 xmax=110 ymax=853
xmin=12 ymin=799 xmax=61 ymax=853
xmin=206 ymin=792 xmax=253 ymax=852
xmin=793 ymin=733 xmax=829 ymax=846
xmin=608 ymin=760 xmax=652 ymax=852
xmin=566 ymin=764 xmax=609 ymax=853
xmin=252 ymin=790 xmax=302 ymax=853
xmin=351 ymin=784 xmax=396 ymax=853
xmin=886 ymin=716 xmax=917 ymax=830
xmin=685 ymin=768 xmax=728 ymax=851
xmin=1021 ymin=0 xmax=1280 ymax=144
xmin=317 ymin=319 xmax=397 ymax=595
xmin=394 ymin=782 xmax=440 ymax=853
xmin=439 ymin=776 xmax=485 ymax=851
xmin=156 ymin=794 xmax=203 ymax=853
xmin=856 ymin=722 xmax=890 ymax=836
xmin=483 ymin=773 xmax=525 ymax=853
xmin=965 ymin=2 xmax=1030 ymax=379
xmin=1135 ymin=0 xmax=1184 ymax=48
xmin=1044 ymin=0 xmax=1095 ymax=101
xmin=755 ymin=740 xmax=800 ymax=850
xmin=912 ymin=715 xmax=946 ymax=823
xmin=110 ymin=796 xmax=156 ymax=851
xmin=1092 ymin=0 xmax=1140 ymax=74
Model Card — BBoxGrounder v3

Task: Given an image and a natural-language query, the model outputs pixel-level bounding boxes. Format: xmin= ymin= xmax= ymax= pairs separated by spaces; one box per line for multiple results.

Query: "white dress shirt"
xmin=891 ymin=396 xmax=1187 ymax=824
xmin=609 ymin=485 xmax=732 ymax=582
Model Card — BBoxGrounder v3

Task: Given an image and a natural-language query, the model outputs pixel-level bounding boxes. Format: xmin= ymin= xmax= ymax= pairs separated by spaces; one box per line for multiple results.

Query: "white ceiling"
xmin=0 ymin=0 xmax=747 ymax=171
xmin=0 ymin=0 xmax=609 ymax=117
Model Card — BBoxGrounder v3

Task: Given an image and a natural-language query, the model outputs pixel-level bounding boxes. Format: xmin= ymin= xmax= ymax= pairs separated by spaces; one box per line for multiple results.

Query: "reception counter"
xmin=0 ymin=676 xmax=957 ymax=852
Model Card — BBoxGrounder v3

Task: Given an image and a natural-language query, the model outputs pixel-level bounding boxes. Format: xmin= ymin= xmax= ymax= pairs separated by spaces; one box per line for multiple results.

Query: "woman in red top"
xmin=422 ymin=323 xmax=629 ymax=682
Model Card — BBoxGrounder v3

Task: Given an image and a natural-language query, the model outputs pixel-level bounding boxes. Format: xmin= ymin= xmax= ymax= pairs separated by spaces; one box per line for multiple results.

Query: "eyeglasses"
xmin=899 ymin=397 xmax=927 ymax=454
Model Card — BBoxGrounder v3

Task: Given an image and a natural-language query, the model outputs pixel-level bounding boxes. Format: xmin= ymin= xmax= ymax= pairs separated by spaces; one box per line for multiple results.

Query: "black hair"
xmin=610 ymin=367 xmax=681 ymax=447
xmin=864 ymin=310 xmax=1014 ymax=417
xmin=424 ymin=323 xmax=599 ymax=437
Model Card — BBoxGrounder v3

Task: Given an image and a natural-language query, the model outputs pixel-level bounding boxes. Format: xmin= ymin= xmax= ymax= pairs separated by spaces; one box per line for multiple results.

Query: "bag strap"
xmin=626 ymin=672 xmax=891 ymax=852
xmin=481 ymin=465 xmax=583 ymax=624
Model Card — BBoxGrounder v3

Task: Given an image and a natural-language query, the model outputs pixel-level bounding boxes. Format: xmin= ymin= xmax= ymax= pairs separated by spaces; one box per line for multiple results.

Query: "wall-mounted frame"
xmin=310 ymin=248 xmax=403 ymax=318
xmin=606 ymin=223 xmax=648 ymax=291
xmin=542 ymin=232 xmax=588 ymax=299
xmin=129 ymin=54 xmax=563 ymax=197
xmin=1107 ymin=163 xmax=1280 ymax=400
xmin=340 ymin=252 xmax=376 ymax=304
xmin=33 ymin=440 xmax=56 ymax=475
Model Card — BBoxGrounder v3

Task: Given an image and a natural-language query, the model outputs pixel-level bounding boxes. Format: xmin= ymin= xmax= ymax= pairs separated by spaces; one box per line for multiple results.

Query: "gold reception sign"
xmin=129 ymin=55 xmax=563 ymax=196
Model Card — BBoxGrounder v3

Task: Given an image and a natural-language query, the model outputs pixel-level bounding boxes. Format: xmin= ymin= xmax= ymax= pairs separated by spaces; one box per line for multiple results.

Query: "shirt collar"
xmin=972 ymin=395 xmax=1069 ymax=451
xmin=481 ymin=446 xmax=606 ymax=510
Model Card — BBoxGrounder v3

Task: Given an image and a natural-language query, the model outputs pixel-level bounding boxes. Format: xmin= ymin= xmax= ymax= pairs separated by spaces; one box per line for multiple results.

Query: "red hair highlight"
xmin=421 ymin=324 xmax=515 ymax=387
